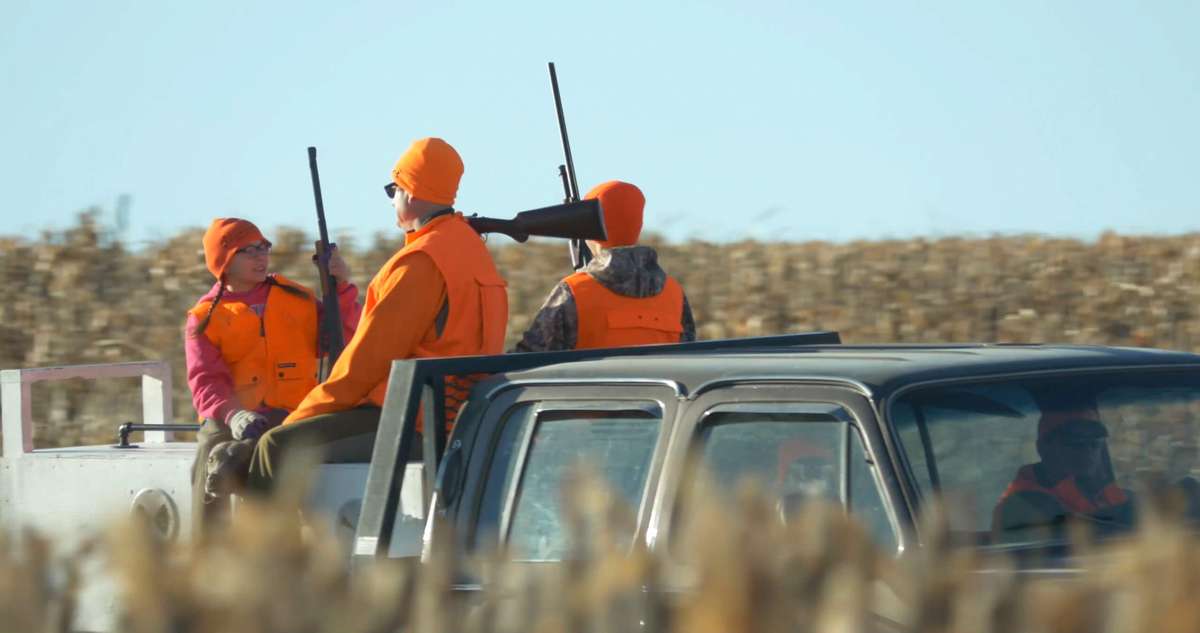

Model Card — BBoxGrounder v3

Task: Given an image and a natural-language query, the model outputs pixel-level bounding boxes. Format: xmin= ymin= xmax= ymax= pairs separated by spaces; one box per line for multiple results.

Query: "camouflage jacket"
xmin=512 ymin=245 xmax=696 ymax=352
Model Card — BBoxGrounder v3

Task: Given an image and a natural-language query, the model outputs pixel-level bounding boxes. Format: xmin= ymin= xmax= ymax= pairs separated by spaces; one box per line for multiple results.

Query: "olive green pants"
xmin=246 ymin=406 xmax=409 ymax=495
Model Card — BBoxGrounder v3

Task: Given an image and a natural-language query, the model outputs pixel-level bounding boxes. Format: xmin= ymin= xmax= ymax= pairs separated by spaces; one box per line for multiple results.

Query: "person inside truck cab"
xmin=185 ymin=217 xmax=361 ymax=534
xmin=246 ymin=137 xmax=509 ymax=493
xmin=992 ymin=406 xmax=1134 ymax=539
xmin=512 ymin=180 xmax=696 ymax=352
xmin=775 ymin=439 xmax=837 ymax=518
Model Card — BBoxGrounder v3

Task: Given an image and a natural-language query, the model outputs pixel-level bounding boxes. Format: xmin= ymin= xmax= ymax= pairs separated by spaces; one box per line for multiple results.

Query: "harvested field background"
xmin=3 ymin=212 xmax=1200 ymax=447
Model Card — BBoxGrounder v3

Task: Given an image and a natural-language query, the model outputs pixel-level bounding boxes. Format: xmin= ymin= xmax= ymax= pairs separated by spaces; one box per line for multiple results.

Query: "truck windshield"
xmin=891 ymin=368 xmax=1200 ymax=547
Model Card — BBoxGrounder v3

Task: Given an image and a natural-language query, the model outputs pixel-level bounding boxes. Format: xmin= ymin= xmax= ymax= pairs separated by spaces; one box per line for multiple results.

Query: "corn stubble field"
xmin=5 ymin=214 xmax=1200 ymax=631
xmin=4 ymin=214 xmax=1200 ymax=447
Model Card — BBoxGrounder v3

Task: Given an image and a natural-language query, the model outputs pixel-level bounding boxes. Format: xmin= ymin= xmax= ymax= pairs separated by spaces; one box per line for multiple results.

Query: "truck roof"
xmin=488 ymin=344 xmax=1200 ymax=400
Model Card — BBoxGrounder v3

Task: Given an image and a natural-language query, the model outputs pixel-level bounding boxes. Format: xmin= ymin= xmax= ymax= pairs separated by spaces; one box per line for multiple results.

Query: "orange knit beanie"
xmin=391 ymin=138 xmax=464 ymax=206
xmin=202 ymin=218 xmax=266 ymax=280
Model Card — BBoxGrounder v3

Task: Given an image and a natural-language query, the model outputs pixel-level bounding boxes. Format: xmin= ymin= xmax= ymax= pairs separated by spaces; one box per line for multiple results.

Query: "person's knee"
xmin=250 ymin=426 xmax=278 ymax=472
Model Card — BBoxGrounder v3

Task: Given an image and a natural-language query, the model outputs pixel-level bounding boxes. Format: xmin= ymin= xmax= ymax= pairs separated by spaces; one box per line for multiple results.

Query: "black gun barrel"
xmin=309 ymin=148 xmax=332 ymax=252
xmin=307 ymin=146 xmax=345 ymax=378
xmin=549 ymin=63 xmax=580 ymax=201
xmin=548 ymin=62 xmax=591 ymax=270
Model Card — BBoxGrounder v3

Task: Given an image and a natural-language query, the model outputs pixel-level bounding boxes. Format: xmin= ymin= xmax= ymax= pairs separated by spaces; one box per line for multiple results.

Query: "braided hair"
xmin=190 ymin=280 xmax=228 ymax=338
xmin=265 ymin=274 xmax=314 ymax=300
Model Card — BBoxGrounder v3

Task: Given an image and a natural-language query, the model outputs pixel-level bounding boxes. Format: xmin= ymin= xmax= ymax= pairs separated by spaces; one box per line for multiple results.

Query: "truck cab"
xmin=353 ymin=338 xmax=1200 ymax=568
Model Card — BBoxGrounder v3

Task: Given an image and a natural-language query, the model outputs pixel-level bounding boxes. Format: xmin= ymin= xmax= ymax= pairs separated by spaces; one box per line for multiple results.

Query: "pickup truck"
xmin=4 ymin=332 xmax=1200 ymax=629
xmin=352 ymin=334 xmax=1200 ymax=566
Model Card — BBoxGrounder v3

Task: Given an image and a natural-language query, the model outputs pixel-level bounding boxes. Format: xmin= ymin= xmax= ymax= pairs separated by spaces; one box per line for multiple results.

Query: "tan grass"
xmin=7 ymin=471 xmax=1200 ymax=632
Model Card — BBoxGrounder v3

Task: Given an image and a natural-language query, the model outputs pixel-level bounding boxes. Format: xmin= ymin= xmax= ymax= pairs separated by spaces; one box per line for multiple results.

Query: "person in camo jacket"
xmin=513 ymin=180 xmax=696 ymax=352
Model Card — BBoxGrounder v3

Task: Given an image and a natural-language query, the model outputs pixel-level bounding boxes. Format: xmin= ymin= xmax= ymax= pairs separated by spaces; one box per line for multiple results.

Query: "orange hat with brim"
xmin=203 ymin=218 xmax=266 ymax=280
xmin=1038 ymin=406 xmax=1107 ymax=441
xmin=391 ymin=137 xmax=464 ymax=206
xmin=586 ymin=180 xmax=644 ymax=248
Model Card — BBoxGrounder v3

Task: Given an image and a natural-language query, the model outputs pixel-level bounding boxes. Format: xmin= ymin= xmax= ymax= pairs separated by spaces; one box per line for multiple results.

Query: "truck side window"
xmin=474 ymin=403 xmax=662 ymax=560
xmin=690 ymin=405 xmax=898 ymax=552
xmin=699 ymin=412 xmax=843 ymax=504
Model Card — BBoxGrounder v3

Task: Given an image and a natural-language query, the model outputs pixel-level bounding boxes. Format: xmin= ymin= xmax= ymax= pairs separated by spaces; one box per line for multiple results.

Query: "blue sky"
xmin=1 ymin=0 xmax=1196 ymax=246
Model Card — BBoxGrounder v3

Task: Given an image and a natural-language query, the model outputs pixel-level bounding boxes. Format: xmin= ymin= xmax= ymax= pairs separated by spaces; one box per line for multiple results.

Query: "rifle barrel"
xmin=548 ymin=62 xmax=591 ymax=269
xmin=548 ymin=63 xmax=580 ymax=201
xmin=307 ymin=146 xmax=345 ymax=377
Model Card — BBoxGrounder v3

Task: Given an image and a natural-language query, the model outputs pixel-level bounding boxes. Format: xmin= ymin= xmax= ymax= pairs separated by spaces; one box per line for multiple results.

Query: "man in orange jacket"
xmin=992 ymin=406 xmax=1134 ymax=540
xmin=247 ymin=137 xmax=509 ymax=490
xmin=513 ymin=180 xmax=695 ymax=351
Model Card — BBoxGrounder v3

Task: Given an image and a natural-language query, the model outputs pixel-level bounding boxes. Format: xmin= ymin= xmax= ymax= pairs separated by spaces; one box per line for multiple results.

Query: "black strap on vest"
xmin=406 ymin=208 xmax=454 ymax=337
xmin=434 ymin=298 xmax=449 ymax=338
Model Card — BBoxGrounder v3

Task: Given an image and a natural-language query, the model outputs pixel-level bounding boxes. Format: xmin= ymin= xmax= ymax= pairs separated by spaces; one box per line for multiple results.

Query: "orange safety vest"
xmin=564 ymin=272 xmax=684 ymax=349
xmin=362 ymin=213 xmax=509 ymax=424
xmin=188 ymin=275 xmax=319 ymax=414
xmin=996 ymin=464 xmax=1129 ymax=516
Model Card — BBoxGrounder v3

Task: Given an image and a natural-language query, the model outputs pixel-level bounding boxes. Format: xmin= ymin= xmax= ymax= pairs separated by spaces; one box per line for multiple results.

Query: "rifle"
xmin=547 ymin=62 xmax=591 ymax=270
xmin=466 ymin=199 xmax=606 ymax=243
xmin=307 ymin=146 xmax=345 ymax=381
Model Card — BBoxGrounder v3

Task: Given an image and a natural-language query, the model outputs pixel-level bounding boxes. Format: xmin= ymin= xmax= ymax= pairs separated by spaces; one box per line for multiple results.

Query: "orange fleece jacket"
xmin=283 ymin=250 xmax=445 ymax=423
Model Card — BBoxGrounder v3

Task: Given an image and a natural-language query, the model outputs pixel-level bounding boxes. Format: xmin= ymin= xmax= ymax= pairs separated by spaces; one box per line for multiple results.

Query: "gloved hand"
xmin=312 ymin=242 xmax=350 ymax=284
xmin=228 ymin=409 xmax=270 ymax=441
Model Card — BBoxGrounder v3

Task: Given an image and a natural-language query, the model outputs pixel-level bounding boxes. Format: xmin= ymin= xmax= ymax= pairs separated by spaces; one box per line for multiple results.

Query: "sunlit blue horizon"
xmin=2 ymin=1 xmax=1197 ymax=247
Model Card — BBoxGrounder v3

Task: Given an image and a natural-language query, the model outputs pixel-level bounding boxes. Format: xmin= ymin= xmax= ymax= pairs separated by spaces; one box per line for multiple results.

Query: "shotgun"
xmin=307 ymin=146 xmax=345 ymax=381
xmin=548 ymin=62 xmax=592 ymax=270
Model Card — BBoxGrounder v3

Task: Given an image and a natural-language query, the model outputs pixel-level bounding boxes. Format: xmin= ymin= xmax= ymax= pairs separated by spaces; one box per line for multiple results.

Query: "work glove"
xmin=228 ymin=409 xmax=270 ymax=441
xmin=312 ymin=242 xmax=349 ymax=284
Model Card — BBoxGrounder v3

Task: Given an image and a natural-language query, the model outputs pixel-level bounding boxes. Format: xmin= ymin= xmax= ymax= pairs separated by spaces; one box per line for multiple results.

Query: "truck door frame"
xmin=447 ymin=380 xmax=684 ymax=557
xmin=648 ymin=380 xmax=913 ymax=554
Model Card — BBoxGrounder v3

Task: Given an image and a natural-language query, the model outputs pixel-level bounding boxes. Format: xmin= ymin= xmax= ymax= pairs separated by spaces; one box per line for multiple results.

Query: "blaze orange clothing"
xmin=203 ymin=218 xmax=267 ymax=280
xmin=285 ymin=213 xmax=508 ymax=425
xmin=994 ymin=464 xmax=1129 ymax=522
xmin=585 ymin=180 xmax=644 ymax=248
xmin=391 ymin=138 xmax=464 ymax=206
xmin=187 ymin=274 xmax=319 ymax=413
xmin=564 ymin=271 xmax=684 ymax=348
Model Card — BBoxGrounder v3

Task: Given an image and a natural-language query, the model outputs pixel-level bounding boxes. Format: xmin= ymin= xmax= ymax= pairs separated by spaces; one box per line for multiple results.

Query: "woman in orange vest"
xmin=185 ymin=217 xmax=361 ymax=531
xmin=513 ymin=180 xmax=695 ymax=351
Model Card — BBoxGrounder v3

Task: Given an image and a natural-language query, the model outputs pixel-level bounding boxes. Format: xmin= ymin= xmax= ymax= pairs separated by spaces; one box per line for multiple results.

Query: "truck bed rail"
xmin=1 ymin=360 xmax=175 ymax=456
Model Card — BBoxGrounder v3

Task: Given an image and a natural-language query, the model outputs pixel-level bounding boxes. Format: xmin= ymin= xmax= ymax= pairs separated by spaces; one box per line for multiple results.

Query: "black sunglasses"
xmin=235 ymin=240 xmax=273 ymax=256
xmin=384 ymin=182 xmax=398 ymax=199
xmin=1059 ymin=437 xmax=1106 ymax=449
